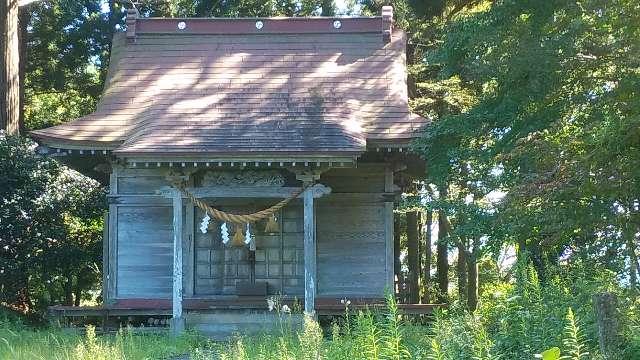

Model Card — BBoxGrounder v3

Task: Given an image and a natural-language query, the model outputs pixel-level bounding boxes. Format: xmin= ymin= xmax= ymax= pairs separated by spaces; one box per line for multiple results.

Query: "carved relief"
xmin=201 ymin=170 xmax=285 ymax=187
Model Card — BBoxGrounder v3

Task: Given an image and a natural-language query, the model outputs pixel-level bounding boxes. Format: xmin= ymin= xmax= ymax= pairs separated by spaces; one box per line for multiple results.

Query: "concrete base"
xmin=185 ymin=309 xmax=303 ymax=340
xmin=170 ymin=316 xmax=185 ymax=336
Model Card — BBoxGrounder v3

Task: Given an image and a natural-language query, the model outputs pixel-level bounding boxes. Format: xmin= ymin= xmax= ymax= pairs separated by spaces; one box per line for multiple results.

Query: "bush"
xmin=0 ymin=133 xmax=106 ymax=317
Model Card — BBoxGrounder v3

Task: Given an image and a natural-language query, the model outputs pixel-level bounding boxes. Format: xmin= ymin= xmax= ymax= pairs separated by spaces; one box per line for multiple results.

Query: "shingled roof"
xmin=31 ymin=6 xmax=427 ymax=163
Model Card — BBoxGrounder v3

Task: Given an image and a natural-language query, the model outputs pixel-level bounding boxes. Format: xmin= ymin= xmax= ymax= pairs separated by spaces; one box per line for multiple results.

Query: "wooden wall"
xmin=109 ymin=167 xmax=173 ymax=300
xmin=316 ymin=164 xmax=393 ymax=298
xmin=106 ymin=164 xmax=393 ymax=302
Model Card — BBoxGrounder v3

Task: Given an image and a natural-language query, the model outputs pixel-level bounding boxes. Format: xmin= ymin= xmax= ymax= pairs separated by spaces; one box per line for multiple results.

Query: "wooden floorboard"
xmin=49 ymin=299 xmax=446 ymax=318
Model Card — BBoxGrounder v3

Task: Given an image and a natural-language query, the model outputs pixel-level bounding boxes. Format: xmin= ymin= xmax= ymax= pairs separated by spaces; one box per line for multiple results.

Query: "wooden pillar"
xmin=171 ymin=189 xmax=184 ymax=334
xmin=106 ymin=164 xmax=119 ymax=304
xmin=101 ymin=211 xmax=109 ymax=304
xmin=303 ymin=185 xmax=316 ymax=315
xmin=393 ymin=216 xmax=402 ymax=296
xmin=384 ymin=165 xmax=396 ymax=292
xmin=384 ymin=202 xmax=394 ymax=292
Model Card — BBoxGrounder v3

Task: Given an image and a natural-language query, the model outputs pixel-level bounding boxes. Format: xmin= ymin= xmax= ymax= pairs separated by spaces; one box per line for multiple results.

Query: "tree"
xmin=22 ymin=0 xmax=119 ymax=131
xmin=413 ymin=0 xmax=640 ymax=298
xmin=1 ymin=0 xmax=20 ymax=134
xmin=0 ymin=134 xmax=105 ymax=314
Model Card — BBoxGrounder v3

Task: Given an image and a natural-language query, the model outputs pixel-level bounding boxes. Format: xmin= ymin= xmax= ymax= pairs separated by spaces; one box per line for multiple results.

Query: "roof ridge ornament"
xmin=126 ymin=7 xmax=139 ymax=43
xmin=381 ymin=5 xmax=393 ymax=43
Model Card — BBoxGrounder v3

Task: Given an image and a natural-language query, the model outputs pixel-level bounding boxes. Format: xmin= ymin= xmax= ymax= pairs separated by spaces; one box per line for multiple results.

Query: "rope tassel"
xmin=264 ymin=213 xmax=280 ymax=234
xmin=231 ymin=224 xmax=245 ymax=247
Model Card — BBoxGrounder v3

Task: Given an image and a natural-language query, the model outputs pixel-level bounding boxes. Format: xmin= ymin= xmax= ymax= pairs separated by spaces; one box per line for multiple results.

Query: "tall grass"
xmin=2 ymin=281 xmax=639 ymax=359
xmin=208 ymin=295 xmax=426 ymax=360
xmin=0 ymin=322 xmax=204 ymax=360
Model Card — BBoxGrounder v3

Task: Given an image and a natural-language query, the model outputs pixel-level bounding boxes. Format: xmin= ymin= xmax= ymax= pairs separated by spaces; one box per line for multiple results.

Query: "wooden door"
xmin=194 ymin=208 xmax=252 ymax=295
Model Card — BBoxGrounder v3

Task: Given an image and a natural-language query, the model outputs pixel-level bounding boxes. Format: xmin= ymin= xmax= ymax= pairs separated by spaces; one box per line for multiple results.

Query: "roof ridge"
xmin=141 ymin=16 xmax=383 ymax=20
xmin=125 ymin=6 xmax=394 ymax=43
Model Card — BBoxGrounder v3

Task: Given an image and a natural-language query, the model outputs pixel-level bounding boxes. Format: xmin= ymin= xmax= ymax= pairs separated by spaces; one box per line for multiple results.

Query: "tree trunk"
xmin=436 ymin=209 xmax=449 ymax=303
xmin=417 ymin=211 xmax=423 ymax=303
xmin=321 ymin=0 xmax=335 ymax=16
xmin=623 ymin=217 xmax=638 ymax=296
xmin=593 ymin=292 xmax=621 ymax=359
xmin=516 ymin=238 xmax=527 ymax=263
xmin=422 ymin=209 xmax=432 ymax=303
xmin=530 ymin=241 xmax=546 ymax=284
xmin=64 ymin=277 xmax=74 ymax=306
xmin=467 ymin=254 xmax=478 ymax=311
xmin=0 ymin=0 xmax=5 ymax=131
xmin=457 ymin=240 xmax=467 ymax=304
xmin=74 ymin=285 xmax=82 ymax=306
xmin=406 ymin=211 xmax=420 ymax=304
xmin=17 ymin=5 xmax=30 ymax=133
xmin=393 ymin=215 xmax=401 ymax=296
xmin=628 ymin=236 xmax=638 ymax=296
xmin=1 ymin=0 xmax=21 ymax=134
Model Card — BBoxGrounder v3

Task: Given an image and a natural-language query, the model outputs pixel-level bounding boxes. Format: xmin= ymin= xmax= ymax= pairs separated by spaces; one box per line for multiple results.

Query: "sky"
xmin=335 ymin=0 xmax=362 ymax=15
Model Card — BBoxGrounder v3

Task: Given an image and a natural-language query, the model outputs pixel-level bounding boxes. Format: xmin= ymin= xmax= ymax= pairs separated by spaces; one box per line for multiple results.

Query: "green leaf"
xmin=539 ymin=347 xmax=561 ymax=360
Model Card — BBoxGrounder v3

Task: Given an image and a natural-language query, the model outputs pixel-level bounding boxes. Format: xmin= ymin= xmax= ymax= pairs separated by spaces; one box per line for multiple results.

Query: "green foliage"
xmin=561 ymin=308 xmax=589 ymax=360
xmin=149 ymin=0 xmax=334 ymax=17
xmin=0 ymin=134 xmax=105 ymax=315
xmin=298 ymin=314 xmax=324 ymax=360
xmin=538 ymin=347 xmax=561 ymax=360
xmin=354 ymin=311 xmax=382 ymax=360
xmin=1 ymin=278 xmax=640 ymax=359
xmin=408 ymin=0 xmax=640 ymax=302
xmin=22 ymin=0 xmax=119 ymax=131
xmin=0 ymin=322 xmax=204 ymax=360
xmin=25 ymin=88 xmax=98 ymax=131
xmin=380 ymin=293 xmax=411 ymax=359
xmin=427 ymin=309 xmax=496 ymax=360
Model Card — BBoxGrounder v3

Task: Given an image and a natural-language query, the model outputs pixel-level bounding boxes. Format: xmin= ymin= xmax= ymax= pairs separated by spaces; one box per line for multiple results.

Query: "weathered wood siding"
xmin=316 ymin=164 xmax=391 ymax=298
xmin=280 ymin=203 xmax=305 ymax=295
xmin=108 ymin=164 xmax=392 ymax=301
xmin=116 ymin=206 xmax=173 ymax=298
xmin=111 ymin=168 xmax=174 ymax=299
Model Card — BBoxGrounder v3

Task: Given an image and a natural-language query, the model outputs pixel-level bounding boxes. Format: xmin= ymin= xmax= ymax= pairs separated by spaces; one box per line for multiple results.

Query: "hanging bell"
xmin=264 ymin=213 xmax=280 ymax=234
xmin=231 ymin=223 xmax=246 ymax=247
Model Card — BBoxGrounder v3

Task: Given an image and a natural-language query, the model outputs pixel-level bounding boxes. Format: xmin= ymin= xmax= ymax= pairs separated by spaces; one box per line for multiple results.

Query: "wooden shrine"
xmin=33 ymin=6 xmax=434 ymax=337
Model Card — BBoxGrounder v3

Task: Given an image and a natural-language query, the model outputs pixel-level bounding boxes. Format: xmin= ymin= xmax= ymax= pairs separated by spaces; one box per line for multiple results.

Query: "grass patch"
xmin=0 ymin=324 xmax=206 ymax=360
xmin=0 ymin=295 xmax=432 ymax=360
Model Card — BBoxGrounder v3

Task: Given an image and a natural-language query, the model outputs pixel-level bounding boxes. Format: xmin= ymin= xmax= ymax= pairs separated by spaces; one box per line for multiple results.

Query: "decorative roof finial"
xmin=381 ymin=6 xmax=393 ymax=43
xmin=126 ymin=7 xmax=139 ymax=42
